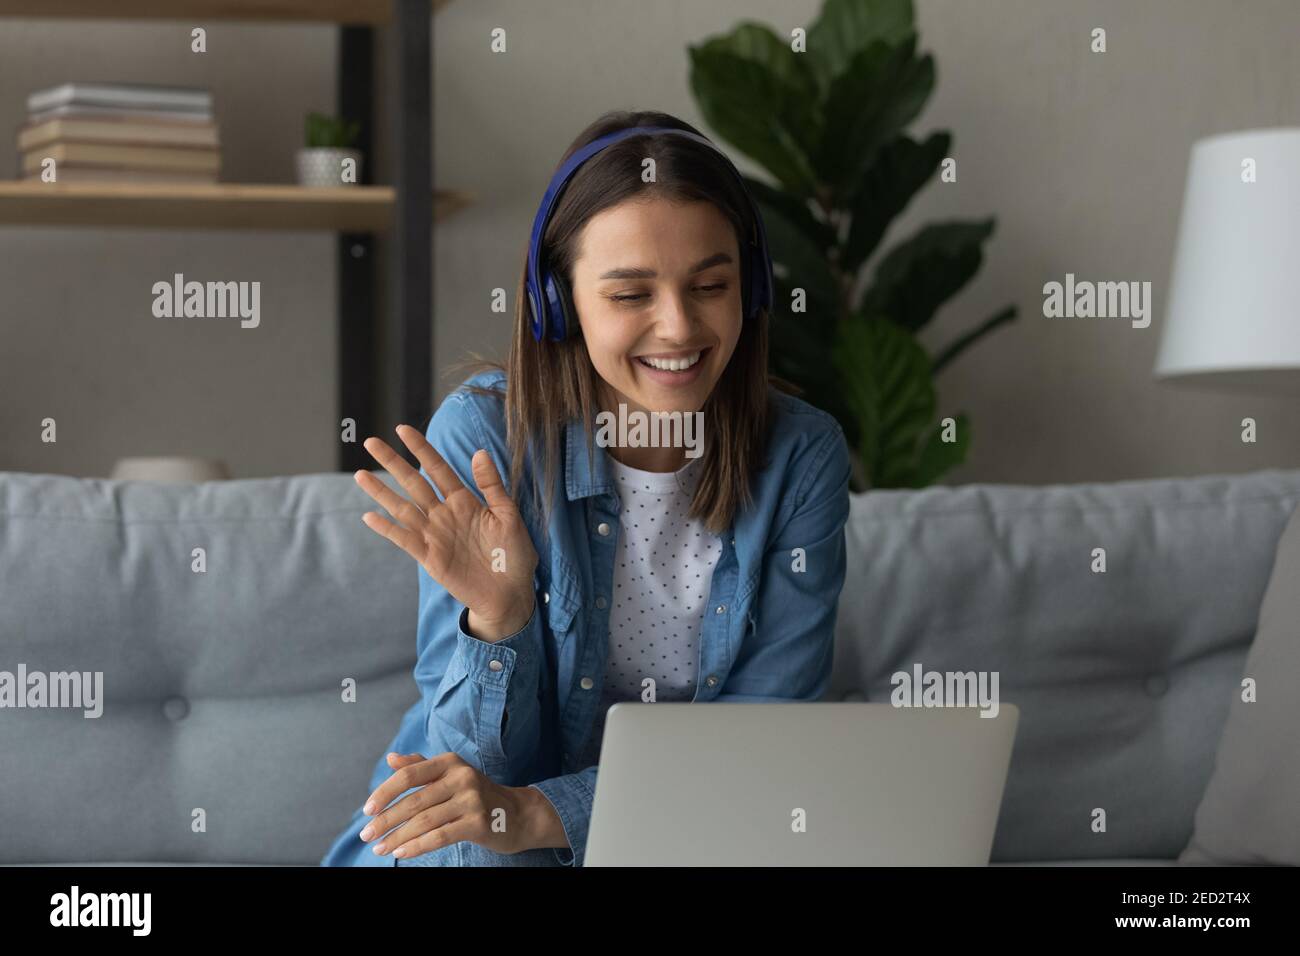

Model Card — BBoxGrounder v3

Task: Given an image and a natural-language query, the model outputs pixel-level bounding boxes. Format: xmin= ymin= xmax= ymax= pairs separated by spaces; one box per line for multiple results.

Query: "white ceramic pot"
xmin=110 ymin=457 xmax=231 ymax=482
xmin=295 ymin=147 xmax=363 ymax=187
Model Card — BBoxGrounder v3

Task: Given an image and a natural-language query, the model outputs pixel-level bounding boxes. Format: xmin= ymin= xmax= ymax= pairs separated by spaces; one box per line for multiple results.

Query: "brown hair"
xmin=449 ymin=109 xmax=799 ymax=539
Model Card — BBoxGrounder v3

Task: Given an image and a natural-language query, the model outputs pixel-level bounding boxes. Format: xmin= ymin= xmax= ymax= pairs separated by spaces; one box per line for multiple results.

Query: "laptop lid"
xmin=584 ymin=701 xmax=1019 ymax=866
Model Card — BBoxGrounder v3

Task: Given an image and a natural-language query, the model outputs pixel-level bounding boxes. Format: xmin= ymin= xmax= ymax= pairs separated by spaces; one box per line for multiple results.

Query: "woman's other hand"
xmin=355 ymin=425 xmax=538 ymax=641
xmin=358 ymin=752 xmax=561 ymax=859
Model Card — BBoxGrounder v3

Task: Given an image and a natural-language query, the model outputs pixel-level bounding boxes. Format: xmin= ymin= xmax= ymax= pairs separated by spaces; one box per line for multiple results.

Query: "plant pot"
xmin=295 ymin=147 xmax=363 ymax=187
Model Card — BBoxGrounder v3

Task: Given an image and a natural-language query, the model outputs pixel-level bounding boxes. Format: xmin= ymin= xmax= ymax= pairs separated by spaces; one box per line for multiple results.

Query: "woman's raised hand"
xmin=355 ymin=425 xmax=539 ymax=641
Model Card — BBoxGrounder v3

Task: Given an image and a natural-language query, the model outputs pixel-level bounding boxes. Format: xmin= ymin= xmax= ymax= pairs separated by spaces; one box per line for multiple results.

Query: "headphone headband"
xmin=526 ymin=125 xmax=774 ymax=342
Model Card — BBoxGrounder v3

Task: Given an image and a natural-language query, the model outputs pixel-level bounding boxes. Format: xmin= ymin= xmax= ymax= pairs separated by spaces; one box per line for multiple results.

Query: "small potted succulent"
xmin=296 ymin=112 xmax=362 ymax=187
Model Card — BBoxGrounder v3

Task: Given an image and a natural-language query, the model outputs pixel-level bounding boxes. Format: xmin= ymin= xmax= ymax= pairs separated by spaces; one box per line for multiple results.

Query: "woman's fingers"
xmin=370 ymin=789 xmax=459 ymax=855
xmin=394 ymin=424 xmax=467 ymax=502
xmin=358 ymin=754 xmax=433 ymax=843
xmin=359 ymin=510 xmax=426 ymax=564
xmin=470 ymin=448 xmax=512 ymax=510
xmin=361 ymin=435 xmax=439 ymax=513
xmin=364 ymin=752 xmax=459 ymax=816
xmin=387 ymin=751 xmax=426 ymax=767
xmin=388 ymin=813 xmax=475 ymax=860
xmin=354 ymin=469 xmax=427 ymax=531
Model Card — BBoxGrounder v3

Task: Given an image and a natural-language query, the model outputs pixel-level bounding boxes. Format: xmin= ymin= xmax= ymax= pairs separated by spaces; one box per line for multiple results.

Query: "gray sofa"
xmin=3 ymin=465 xmax=1297 ymax=865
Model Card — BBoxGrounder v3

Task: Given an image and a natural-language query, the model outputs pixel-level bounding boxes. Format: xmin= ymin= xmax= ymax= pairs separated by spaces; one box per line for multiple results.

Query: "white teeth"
xmin=639 ymin=351 xmax=701 ymax=371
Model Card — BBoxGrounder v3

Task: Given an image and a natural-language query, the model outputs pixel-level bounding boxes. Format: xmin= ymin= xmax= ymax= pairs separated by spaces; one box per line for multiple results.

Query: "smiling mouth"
xmin=635 ymin=347 xmax=709 ymax=372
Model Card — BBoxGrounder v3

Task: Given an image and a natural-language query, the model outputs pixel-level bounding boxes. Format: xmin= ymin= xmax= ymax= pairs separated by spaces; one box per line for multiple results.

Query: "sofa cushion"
xmin=1180 ymin=501 xmax=1300 ymax=865
xmin=0 ymin=471 xmax=419 ymax=864
xmin=831 ymin=468 xmax=1300 ymax=863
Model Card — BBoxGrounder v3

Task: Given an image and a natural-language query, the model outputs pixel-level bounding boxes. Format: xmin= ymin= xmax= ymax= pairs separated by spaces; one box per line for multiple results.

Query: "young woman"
xmin=321 ymin=110 xmax=851 ymax=867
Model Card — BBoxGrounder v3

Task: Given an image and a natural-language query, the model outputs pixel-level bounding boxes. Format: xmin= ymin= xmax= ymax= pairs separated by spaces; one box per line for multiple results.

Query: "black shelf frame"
xmin=339 ymin=0 xmax=432 ymax=471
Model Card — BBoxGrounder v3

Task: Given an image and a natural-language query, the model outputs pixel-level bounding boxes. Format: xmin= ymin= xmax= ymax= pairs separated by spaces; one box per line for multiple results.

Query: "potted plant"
xmin=688 ymin=0 xmax=1017 ymax=491
xmin=296 ymin=112 xmax=362 ymax=187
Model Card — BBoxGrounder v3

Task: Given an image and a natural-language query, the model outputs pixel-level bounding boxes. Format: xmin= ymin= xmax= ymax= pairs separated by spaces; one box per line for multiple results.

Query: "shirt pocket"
xmin=543 ymin=583 xmax=580 ymax=638
xmin=537 ymin=559 xmax=581 ymax=639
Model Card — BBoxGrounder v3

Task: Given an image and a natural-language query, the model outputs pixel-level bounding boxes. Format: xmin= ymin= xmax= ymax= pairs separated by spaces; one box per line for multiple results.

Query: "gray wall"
xmin=3 ymin=1 xmax=1299 ymax=484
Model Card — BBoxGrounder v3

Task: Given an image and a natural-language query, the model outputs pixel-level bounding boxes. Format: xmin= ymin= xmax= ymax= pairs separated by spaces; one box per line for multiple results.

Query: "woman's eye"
xmin=609 ymin=284 xmax=726 ymax=304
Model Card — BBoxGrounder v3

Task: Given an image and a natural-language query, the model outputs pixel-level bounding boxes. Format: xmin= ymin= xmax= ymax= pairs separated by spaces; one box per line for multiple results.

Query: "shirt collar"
xmin=563 ymin=417 xmax=706 ymax=500
xmin=564 ymin=417 xmax=617 ymax=501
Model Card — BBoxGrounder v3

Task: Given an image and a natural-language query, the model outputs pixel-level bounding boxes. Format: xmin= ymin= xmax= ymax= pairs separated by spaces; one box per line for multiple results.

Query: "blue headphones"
xmin=526 ymin=125 xmax=775 ymax=343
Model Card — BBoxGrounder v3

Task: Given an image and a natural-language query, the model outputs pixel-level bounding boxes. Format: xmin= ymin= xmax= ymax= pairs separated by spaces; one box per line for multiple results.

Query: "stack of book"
xmin=17 ymin=83 xmax=220 ymax=184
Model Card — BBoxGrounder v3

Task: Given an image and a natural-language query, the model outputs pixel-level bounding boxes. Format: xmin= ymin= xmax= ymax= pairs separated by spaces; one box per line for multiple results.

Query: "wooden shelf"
xmin=434 ymin=187 xmax=474 ymax=222
xmin=0 ymin=0 xmax=452 ymax=24
xmin=0 ymin=182 xmax=474 ymax=231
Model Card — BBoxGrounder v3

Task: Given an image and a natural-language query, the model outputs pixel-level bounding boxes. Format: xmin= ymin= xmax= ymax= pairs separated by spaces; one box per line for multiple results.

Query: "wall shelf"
xmin=0 ymin=1 xmax=452 ymax=24
xmin=0 ymin=182 xmax=473 ymax=231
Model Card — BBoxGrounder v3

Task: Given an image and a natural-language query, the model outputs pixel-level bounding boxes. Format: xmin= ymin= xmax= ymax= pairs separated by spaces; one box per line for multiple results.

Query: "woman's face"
xmin=569 ymin=195 xmax=743 ymax=417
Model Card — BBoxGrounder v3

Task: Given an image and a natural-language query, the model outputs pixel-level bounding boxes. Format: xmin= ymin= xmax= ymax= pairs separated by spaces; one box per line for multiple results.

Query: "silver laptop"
xmin=584 ymin=701 xmax=1019 ymax=866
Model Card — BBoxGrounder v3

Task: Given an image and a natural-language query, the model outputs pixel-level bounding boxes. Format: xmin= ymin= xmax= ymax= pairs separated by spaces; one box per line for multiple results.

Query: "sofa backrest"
xmin=831 ymin=468 xmax=1300 ymax=861
xmin=0 ymin=470 xmax=418 ymax=864
xmin=4 ymin=467 xmax=1299 ymax=863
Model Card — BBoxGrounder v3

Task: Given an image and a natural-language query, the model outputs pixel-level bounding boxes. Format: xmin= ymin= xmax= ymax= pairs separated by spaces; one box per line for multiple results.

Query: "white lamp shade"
xmin=1154 ymin=127 xmax=1300 ymax=394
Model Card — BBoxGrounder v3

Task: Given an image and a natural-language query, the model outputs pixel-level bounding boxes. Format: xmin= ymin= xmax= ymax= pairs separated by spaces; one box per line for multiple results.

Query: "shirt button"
xmin=705 ymin=675 xmax=719 ymax=687
xmin=596 ymin=522 xmax=611 ymax=536
xmin=488 ymin=659 xmax=503 ymax=672
xmin=715 ymin=604 xmax=726 ymax=614
xmin=595 ymin=596 xmax=607 ymax=610
xmin=542 ymin=591 xmax=550 ymax=604
xmin=580 ymin=677 xmax=594 ymax=690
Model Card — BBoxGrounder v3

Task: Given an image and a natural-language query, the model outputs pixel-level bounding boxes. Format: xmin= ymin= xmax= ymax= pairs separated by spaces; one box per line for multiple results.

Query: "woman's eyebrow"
xmin=597 ymin=251 xmax=733 ymax=280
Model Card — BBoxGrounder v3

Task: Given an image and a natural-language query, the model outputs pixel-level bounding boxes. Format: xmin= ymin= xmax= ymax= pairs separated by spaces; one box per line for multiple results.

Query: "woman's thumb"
xmin=386 ymin=752 xmax=425 ymax=766
xmin=470 ymin=448 xmax=510 ymax=508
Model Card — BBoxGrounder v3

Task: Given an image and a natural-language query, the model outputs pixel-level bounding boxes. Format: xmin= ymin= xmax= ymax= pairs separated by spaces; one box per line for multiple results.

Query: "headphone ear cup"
xmin=741 ymin=256 xmax=753 ymax=320
xmin=541 ymin=272 xmax=564 ymax=341
xmin=554 ymin=273 xmax=579 ymax=340
xmin=527 ymin=285 xmax=545 ymax=341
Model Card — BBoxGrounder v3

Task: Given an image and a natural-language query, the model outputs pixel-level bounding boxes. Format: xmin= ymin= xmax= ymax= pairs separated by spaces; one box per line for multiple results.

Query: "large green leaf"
xmin=743 ymin=175 xmax=837 ymax=253
xmin=688 ymin=25 xmax=821 ymax=196
xmin=833 ymin=316 xmax=935 ymax=487
xmin=884 ymin=413 xmax=970 ymax=487
xmin=806 ymin=0 xmax=916 ymax=94
xmin=715 ymin=21 xmax=821 ymax=98
xmin=769 ymin=308 xmax=855 ymax=436
xmin=751 ymin=192 xmax=840 ymax=319
xmin=842 ymin=131 xmax=950 ymax=274
xmin=814 ymin=35 xmax=935 ymax=201
xmin=858 ymin=219 xmax=995 ymax=333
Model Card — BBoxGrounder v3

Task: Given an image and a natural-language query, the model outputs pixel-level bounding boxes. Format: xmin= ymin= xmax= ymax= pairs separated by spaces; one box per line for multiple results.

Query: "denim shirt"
xmin=321 ymin=368 xmax=850 ymax=867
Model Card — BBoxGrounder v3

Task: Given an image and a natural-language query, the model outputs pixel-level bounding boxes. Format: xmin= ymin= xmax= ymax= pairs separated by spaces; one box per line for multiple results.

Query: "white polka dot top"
xmin=574 ymin=452 xmax=724 ymax=767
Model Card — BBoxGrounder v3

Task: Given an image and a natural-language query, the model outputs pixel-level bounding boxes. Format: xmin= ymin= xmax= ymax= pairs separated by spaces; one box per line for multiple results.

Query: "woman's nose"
xmin=652 ymin=290 xmax=697 ymax=339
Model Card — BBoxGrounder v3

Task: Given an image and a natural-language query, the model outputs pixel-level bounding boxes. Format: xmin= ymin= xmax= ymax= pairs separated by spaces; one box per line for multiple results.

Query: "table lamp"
xmin=1154 ymin=128 xmax=1300 ymax=394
